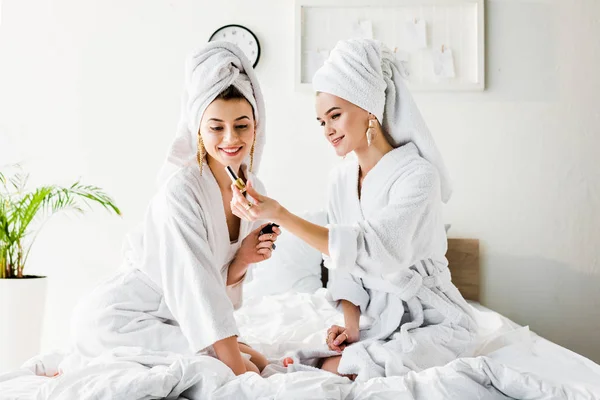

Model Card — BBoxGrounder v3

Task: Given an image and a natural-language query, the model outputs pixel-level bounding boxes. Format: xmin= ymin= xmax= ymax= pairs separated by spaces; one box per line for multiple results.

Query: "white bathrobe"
xmin=63 ymin=41 xmax=268 ymax=368
xmin=68 ymin=164 xmax=265 ymax=361
xmin=324 ymin=143 xmax=477 ymax=378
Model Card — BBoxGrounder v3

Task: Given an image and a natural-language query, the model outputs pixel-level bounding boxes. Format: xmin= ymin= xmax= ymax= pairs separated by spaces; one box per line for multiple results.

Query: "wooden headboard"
xmin=320 ymin=238 xmax=480 ymax=302
xmin=446 ymin=238 xmax=480 ymax=302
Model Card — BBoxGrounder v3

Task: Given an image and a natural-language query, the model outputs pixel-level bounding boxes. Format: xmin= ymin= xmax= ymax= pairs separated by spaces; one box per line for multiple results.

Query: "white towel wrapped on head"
xmin=158 ymin=41 xmax=267 ymax=183
xmin=313 ymin=38 xmax=452 ymax=203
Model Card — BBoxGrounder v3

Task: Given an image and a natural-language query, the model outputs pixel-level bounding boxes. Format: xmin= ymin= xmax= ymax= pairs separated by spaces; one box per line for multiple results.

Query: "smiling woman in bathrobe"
xmin=230 ymin=39 xmax=477 ymax=380
xmin=66 ymin=43 xmax=277 ymax=376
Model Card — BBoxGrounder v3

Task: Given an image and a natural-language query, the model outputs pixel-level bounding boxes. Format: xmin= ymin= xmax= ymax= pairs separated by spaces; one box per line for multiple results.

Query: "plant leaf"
xmin=0 ymin=166 xmax=121 ymax=277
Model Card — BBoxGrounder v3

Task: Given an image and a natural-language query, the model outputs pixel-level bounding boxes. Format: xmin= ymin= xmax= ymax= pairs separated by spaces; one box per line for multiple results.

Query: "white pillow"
xmin=243 ymin=210 xmax=327 ymax=300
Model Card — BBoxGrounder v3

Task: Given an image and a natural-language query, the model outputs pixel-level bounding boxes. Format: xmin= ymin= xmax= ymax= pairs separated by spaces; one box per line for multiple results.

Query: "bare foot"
xmin=283 ymin=357 xmax=294 ymax=367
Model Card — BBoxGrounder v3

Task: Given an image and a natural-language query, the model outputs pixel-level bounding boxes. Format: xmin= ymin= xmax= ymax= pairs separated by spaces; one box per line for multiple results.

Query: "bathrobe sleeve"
xmin=223 ymin=176 xmax=268 ymax=311
xmin=226 ymin=279 xmax=244 ymax=310
xmin=326 ymin=268 xmax=370 ymax=312
xmin=327 ymin=163 xmax=443 ymax=276
xmin=324 ymin=176 xmax=370 ymax=312
xmin=149 ymin=183 xmax=239 ymax=354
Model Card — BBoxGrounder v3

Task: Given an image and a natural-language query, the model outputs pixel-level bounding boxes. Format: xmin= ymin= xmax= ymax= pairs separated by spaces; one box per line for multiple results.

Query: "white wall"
xmin=1 ymin=0 xmax=598 ymax=363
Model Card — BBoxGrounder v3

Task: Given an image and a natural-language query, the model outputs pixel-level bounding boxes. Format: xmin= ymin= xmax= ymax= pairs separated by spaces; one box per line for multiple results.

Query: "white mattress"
xmin=1 ymin=290 xmax=599 ymax=399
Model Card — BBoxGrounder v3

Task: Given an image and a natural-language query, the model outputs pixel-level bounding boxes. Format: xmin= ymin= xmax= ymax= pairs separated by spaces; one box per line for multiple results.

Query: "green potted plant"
xmin=0 ymin=165 xmax=121 ymax=372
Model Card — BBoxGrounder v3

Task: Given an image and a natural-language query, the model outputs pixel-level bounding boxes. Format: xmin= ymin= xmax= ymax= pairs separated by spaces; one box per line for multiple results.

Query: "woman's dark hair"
xmin=216 ymin=86 xmax=256 ymax=119
xmin=217 ymin=85 xmax=246 ymax=101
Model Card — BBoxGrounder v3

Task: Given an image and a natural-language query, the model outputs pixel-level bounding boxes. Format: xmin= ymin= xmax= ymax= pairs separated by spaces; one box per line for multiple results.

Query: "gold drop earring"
xmin=197 ymin=134 xmax=206 ymax=175
xmin=366 ymin=115 xmax=377 ymax=146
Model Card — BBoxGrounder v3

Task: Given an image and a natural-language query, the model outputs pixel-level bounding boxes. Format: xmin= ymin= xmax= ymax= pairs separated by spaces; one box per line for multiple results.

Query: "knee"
xmin=243 ymin=357 xmax=260 ymax=374
xmin=250 ymin=352 xmax=268 ymax=372
xmin=238 ymin=343 xmax=268 ymax=372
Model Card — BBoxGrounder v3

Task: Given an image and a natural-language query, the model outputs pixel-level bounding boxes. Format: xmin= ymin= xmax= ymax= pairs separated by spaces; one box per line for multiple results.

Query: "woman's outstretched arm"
xmin=230 ymin=181 xmax=330 ymax=256
xmin=276 ymin=207 xmax=329 ymax=256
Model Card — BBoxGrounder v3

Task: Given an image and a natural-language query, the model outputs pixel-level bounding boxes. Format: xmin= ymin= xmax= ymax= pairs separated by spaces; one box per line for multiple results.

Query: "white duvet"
xmin=1 ymin=290 xmax=599 ymax=400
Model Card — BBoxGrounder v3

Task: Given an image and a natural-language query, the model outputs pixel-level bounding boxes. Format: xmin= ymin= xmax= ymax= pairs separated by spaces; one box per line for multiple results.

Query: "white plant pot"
xmin=0 ymin=276 xmax=48 ymax=373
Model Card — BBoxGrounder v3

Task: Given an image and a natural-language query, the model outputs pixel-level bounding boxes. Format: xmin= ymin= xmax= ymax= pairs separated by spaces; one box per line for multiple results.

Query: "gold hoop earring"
xmin=197 ymin=134 xmax=206 ymax=175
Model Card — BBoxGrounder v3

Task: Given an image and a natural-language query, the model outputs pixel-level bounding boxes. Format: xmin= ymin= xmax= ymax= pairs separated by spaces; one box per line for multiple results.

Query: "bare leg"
xmin=243 ymin=356 xmax=260 ymax=374
xmin=320 ymin=355 xmax=356 ymax=381
xmin=320 ymin=355 xmax=342 ymax=374
xmin=238 ymin=343 xmax=269 ymax=372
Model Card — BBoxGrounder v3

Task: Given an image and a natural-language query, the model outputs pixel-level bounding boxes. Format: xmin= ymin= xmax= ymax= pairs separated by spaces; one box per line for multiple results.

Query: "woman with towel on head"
xmin=230 ymin=39 xmax=477 ymax=380
xmin=65 ymin=42 xmax=278 ymax=376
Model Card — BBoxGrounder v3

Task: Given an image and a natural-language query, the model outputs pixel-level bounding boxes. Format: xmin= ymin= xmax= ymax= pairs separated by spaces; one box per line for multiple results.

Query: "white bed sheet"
xmin=238 ymin=290 xmax=600 ymax=392
xmin=1 ymin=289 xmax=599 ymax=399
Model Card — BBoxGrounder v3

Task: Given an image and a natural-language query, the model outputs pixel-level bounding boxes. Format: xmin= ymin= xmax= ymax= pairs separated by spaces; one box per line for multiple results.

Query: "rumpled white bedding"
xmin=1 ymin=290 xmax=599 ymax=400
